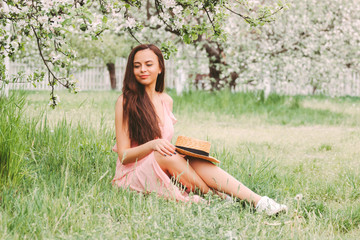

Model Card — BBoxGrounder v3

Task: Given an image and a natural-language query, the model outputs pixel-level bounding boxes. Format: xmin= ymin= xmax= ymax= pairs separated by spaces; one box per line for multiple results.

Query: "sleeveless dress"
xmin=112 ymin=95 xmax=202 ymax=203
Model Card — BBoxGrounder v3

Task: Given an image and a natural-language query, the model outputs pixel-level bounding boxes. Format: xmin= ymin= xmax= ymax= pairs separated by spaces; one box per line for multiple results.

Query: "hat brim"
xmin=175 ymin=147 xmax=220 ymax=163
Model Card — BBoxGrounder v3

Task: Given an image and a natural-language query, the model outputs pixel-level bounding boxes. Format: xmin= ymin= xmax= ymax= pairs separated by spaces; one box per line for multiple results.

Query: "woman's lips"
xmin=140 ymin=75 xmax=149 ymax=79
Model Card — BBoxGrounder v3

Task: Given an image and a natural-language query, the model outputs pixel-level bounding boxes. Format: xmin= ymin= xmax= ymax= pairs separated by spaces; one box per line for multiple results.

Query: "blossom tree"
xmin=223 ymin=0 xmax=360 ymax=95
xmin=0 ymin=0 xmax=286 ymax=106
xmin=120 ymin=0 xmax=287 ymax=90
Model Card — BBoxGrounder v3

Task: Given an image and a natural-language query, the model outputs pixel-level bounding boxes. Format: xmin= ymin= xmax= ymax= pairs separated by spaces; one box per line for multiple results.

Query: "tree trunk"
xmin=106 ymin=63 xmax=116 ymax=90
xmin=203 ymin=43 xmax=223 ymax=91
xmin=229 ymin=72 xmax=239 ymax=91
xmin=312 ymin=85 xmax=317 ymax=95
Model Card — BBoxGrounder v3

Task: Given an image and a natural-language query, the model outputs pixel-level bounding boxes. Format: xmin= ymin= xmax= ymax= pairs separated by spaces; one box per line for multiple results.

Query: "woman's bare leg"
xmin=188 ymin=157 xmax=262 ymax=206
xmin=154 ymin=152 xmax=211 ymax=193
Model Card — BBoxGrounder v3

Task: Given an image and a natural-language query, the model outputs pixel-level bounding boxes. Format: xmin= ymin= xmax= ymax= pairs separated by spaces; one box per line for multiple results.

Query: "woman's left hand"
xmin=151 ymin=139 xmax=176 ymax=156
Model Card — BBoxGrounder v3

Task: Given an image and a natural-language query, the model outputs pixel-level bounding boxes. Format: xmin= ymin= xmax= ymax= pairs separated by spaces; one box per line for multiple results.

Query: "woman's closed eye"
xmin=134 ymin=64 xmax=152 ymax=68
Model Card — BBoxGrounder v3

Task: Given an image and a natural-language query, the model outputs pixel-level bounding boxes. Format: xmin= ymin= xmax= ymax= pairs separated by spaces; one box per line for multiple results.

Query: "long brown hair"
xmin=122 ymin=44 xmax=165 ymax=145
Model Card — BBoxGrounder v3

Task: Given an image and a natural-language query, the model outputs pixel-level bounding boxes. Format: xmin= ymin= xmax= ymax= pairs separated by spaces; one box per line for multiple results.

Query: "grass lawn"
xmin=1 ymin=90 xmax=360 ymax=239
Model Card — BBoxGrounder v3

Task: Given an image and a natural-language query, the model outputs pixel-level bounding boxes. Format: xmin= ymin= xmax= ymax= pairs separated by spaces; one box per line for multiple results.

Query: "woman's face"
xmin=133 ymin=49 xmax=161 ymax=87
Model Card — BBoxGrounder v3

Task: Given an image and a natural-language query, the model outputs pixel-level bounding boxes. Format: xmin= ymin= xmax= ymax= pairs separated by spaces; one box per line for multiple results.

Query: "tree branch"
xmin=203 ymin=6 xmax=217 ymax=34
xmin=153 ymin=0 xmax=181 ymax=35
xmin=31 ymin=26 xmax=60 ymax=81
xmin=31 ymin=25 xmax=69 ymax=90
xmin=127 ymin=28 xmax=141 ymax=44
xmin=224 ymin=4 xmax=284 ymax=23
xmin=223 ymin=5 xmax=251 ymax=22
xmin=258 ymin=6 xmax=284 ymax=22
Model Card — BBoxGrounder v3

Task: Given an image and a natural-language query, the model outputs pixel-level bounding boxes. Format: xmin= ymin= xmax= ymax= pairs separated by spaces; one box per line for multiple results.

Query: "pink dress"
xmin=112 ymin=96 xmax=202 ymax=202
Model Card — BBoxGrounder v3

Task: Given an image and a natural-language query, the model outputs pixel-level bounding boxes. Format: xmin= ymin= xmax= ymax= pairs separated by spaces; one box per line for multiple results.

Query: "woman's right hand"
xmin=151 ymin=139 xmax=176 ymax=156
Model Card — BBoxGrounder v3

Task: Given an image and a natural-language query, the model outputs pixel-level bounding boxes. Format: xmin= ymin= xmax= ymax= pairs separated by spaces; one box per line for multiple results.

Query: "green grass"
xmin=1 ymin=90 xmax=360 ymax=239
xmin=172 ymin=90 xmax=359 ymax=126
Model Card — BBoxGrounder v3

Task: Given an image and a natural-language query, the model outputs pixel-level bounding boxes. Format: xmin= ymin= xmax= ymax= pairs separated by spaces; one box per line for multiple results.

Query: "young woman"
xmin=112 ymin=44 xmax=287 ymax=216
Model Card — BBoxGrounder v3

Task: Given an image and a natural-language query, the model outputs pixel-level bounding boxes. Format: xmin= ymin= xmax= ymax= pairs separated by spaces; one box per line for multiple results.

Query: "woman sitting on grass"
xmin=112 ymin=44 xmax=287 ymax=216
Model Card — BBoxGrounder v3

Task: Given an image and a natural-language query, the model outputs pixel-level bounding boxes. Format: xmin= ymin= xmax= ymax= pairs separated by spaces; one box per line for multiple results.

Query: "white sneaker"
xmin=255 ymin=196 xmax=288 ymax=216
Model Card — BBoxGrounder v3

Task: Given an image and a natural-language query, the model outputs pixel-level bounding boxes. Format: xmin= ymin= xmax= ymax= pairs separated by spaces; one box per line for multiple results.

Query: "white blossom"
xmin=41 ymin=0 xmax=53 ymax=9
xmin=149 ymin=16 xmax=161 ymax=26
xmin=9 ymin=6 xmax=21 ymax=14
xmin=159 ymin=12 xmax=171 ymax=22
xmin=163 ymin=0 xmax=176 ymax=9
xmin=173 ymin=6 xmax=183 ymax=16
xmin=38 ymin=16 xmax=48 ymax=24
xmin=173 ymin=18 xmax=184 ymax=30
xmin=125 ymin=17 xmax=136 ymax=28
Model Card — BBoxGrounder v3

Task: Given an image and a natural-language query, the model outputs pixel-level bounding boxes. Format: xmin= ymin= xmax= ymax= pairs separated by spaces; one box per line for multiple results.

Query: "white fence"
xmin=229 ymin=71 xmax=360 ymax=97
xmin=7 ymin=58 xmax=179 ymax=92
xmin=6 ymin=58 xmax=360 ymax=97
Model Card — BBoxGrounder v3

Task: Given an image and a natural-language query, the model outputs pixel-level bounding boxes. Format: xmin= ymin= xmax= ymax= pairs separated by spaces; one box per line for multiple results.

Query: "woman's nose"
xmin=141 ymin=65 xmax=147 ymax=72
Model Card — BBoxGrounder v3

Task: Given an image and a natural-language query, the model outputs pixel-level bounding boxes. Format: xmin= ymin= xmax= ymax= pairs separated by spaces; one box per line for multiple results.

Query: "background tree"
xmin=69 ymin=33 xmax=133 ymax=90
xmin=223 ymin=0 xmax=360 ymax=95
xmin=0 ymin=0 xmax=286 ymax=106
xmin=124 ymin=0 xmax=286 ymax=90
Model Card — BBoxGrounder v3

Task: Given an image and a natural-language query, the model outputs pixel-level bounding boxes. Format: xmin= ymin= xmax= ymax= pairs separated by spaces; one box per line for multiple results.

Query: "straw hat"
xmin=175 ymin=136 xmax=220 ymax=163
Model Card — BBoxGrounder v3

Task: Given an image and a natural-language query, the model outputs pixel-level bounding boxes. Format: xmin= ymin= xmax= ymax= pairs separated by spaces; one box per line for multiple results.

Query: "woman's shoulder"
xmin=160 ymin=92 xmax=173 ymax=105
xmin=116 ymin=94 xmax=124 ymax=103
xmin=115 ymin=94 xmax=124 ymax=111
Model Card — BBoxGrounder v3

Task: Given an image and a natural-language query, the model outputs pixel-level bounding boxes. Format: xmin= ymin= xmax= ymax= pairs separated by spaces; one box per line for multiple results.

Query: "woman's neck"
xmin=145 ymin=86 xmax=158 ymax=100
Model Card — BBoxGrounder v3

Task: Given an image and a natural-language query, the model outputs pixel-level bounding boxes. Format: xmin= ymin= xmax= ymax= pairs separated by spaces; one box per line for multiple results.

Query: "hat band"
xmin=175 ymin=146 xmax=209 ymax=157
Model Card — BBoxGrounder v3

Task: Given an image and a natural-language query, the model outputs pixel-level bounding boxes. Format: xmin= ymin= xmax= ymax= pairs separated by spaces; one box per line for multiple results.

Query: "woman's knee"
xmin=188 ymin=157 xmax=210 ymax=168
xmin=154 ymin=151 xmax=186 ymax=169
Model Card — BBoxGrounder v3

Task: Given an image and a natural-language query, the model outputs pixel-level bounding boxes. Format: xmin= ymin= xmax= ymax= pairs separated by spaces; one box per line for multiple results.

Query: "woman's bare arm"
xmin=115 ymin=95 xmax=175 ymax=165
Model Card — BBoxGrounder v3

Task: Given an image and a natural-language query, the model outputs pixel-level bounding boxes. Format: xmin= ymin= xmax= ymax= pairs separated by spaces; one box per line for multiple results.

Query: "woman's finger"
xmin=166 ymin=145 xmax=176 ymax=155
xmin=164 ymin=141 xmax=176 ymax=153
xmin=156 ymin=144 xmax=172 ymax=156
xmin=155 ymin=139 xmax=175 ymax=156
xmin=159 ymin=145 xmax=174 ymax=156
xmin=155 ymin=146 xmax=166 ymax=156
